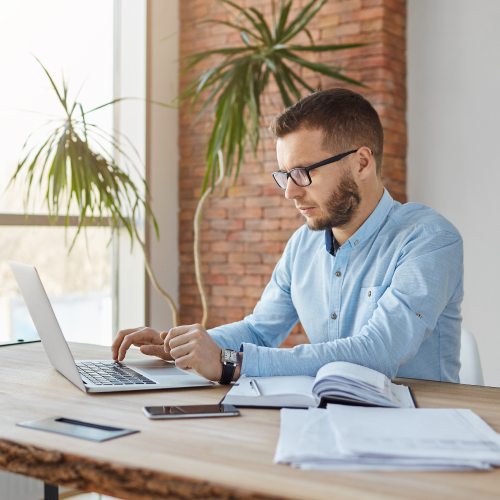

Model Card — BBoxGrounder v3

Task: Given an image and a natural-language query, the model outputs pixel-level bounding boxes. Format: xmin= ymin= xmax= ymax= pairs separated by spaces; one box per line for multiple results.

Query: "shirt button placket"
xmin=331 ymin=252 xmax=347 ymax=339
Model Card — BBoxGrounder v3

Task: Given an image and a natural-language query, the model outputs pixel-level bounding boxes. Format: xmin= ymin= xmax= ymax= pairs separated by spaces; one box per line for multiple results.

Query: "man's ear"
xmin=357 ymin=147 xmax=374 ymax=179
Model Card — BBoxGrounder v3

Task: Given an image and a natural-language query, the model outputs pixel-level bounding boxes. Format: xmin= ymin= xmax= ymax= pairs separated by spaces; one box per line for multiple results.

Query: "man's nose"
xmin=285 ymin=179 xmax=304 ymax=200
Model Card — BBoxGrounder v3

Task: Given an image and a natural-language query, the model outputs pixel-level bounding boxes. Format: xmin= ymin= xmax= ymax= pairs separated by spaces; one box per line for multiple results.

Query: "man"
xmin=112 ymin=88 xmax=463 ymax=385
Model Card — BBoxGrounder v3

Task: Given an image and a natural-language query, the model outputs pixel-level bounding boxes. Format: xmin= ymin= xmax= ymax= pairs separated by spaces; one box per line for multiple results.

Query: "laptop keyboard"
xmin=76 ymin=362 xmax=156 ymax=386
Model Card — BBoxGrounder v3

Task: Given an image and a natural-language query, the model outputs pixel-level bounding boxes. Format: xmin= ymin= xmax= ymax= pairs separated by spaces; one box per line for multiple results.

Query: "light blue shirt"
xmin=209 ymin=189 xmax=464 ymax=382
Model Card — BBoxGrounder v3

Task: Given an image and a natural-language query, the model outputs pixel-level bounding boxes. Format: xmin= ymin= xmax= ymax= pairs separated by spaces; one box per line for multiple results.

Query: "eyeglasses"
xmin=272 ymin=149 xmax=359 ymax=189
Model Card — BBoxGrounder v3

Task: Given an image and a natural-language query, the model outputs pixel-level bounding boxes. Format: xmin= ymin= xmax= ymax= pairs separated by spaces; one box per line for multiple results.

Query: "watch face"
xmin=223 ymin=350 xmax=238 ymax=364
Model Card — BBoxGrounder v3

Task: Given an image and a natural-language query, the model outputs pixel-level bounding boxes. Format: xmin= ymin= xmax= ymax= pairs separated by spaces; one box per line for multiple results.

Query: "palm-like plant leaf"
xmin=8 ymin=59 xmax=159 ymax=250
xmin=179 ymin=0 xmax=367 ymax=194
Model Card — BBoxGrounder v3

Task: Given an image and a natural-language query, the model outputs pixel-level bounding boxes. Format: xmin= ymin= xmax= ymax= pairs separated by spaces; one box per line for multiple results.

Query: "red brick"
xmin=200 ymin=252 xmax=227 ymax=263
xmin=246 ymin=264 xmax=276 ymax=275
xmin=228 ymin=253 xmax=262 ymax=264
xmin=244 ymin=196 xmax=281 ymax=208
xmin=203 ymin=208 xmax=227 ymax=219
xmin=210 ymin=241 xmax=244 ymax=252
xmin=210 ymin=219 xmax=244 ymax=231
xmin=246 ymin=242 xmax=283 ymax=253
xmin=228 ymin=296 xmax=257 ymax=308
xmin=212 ymin=286 xmax=244 ymax=297
xmin=227 ymin=275 xmax=263 ymax=286
xmin=209 ymin=197 xmax=245 ymax=208
xmin=227 ymin=230 xmax=262 ymax=242
xmin=179 ymin=0 xmax=407 ymax=332
xmin=245 ymin=219 xmax=280 ymax=231
xmin=226 ymin=185 xmax=262 ymax=197
xmin=204 ymin=274 xmax=227 ymax=285
xmin=263 ymin=230 xmax=295 ymax=242
xmin=227 ymin=208 xmax=263 ymax=219
xmin=263 ymin=207 xmax=295 ymax=219
xmin=245 ymin=286 xmax=266 ymax=299
xmin=211 ymin=263 xmax=245 ymax=275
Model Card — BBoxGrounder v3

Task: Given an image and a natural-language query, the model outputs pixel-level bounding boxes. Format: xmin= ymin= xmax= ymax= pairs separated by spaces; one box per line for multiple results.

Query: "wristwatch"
xmin=219 ymin=349 xmax=239 ymax=385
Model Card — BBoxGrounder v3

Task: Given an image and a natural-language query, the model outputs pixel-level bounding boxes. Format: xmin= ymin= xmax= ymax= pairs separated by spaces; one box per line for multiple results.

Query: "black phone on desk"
xmin=142 ymin=403 xmax=240 ymax=420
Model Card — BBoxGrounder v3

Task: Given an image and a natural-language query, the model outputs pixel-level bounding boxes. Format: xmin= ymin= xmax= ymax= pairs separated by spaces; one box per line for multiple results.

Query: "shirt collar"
xmin=323 ymin=188 xmax=394 ymax=254
xmin=324 ymin=229 xmax=336 ymax=256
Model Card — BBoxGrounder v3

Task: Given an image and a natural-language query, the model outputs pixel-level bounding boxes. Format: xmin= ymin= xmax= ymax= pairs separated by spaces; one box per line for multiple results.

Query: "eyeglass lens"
xmin=274 ymin=169 xmax=310 ymax=189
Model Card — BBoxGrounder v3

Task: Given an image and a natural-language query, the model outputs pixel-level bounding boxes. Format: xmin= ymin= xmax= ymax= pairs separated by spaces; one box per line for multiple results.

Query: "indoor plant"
xmin=8 ymin=59 xmax=179 ymax=326
xmin=179 ymin=0 xmax=365 ymax=326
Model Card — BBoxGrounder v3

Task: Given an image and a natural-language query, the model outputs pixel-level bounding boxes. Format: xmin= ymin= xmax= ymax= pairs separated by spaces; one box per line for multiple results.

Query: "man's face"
xmin=276 ymin=128 xmax=360 ymax=231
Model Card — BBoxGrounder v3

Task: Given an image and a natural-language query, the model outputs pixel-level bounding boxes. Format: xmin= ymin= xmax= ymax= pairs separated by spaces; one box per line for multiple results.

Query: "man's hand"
xmin=111 ymin=327 xmax=173 ymax=362
xmin=162 ymin=324 xmax=240 ymax=382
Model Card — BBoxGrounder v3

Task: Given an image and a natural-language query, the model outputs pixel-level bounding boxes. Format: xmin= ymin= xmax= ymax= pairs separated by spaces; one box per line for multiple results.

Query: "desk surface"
xmin=1 ymin=343 xmax=500 ymax=500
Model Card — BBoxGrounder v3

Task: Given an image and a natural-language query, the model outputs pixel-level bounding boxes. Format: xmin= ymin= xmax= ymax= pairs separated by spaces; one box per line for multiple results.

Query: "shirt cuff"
xmin=240 ymin=342 xmax=273 ymax=377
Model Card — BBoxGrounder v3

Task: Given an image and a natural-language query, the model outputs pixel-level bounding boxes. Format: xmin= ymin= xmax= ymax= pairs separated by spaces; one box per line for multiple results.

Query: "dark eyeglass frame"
xmin=272 ymin=149 xmax=361 ymax=189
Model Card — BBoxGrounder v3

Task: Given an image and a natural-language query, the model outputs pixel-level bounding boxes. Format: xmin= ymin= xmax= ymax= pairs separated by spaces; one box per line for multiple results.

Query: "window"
xmin=0 ymin=0 xmax=116 ymax=345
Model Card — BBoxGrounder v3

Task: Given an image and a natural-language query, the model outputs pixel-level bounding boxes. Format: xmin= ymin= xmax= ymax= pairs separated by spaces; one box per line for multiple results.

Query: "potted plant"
xmin=8 ymin=59 xmax=180 ymax=326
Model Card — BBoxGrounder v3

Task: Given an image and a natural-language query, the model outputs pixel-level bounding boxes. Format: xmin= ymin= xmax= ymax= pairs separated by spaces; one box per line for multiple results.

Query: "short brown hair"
xmin=269 ymin=88 xmax=384 ymax=175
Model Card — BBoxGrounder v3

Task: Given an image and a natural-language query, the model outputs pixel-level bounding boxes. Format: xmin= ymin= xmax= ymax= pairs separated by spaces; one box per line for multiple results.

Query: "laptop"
xmin=9 ymin=261 xmax=214 ymax=393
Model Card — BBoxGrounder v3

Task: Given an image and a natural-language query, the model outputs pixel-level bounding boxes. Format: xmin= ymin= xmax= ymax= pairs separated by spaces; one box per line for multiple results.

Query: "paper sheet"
xmin=274 ymin=407 xmax=500 ymax=471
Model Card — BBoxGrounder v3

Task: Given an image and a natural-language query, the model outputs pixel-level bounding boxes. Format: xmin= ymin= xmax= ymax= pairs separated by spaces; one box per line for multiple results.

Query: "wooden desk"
xmin=1 ymin=343 xmax=500 ymax=500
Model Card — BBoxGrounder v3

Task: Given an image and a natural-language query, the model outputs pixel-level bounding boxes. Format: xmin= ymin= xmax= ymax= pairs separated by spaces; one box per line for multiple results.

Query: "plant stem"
xmin=194 ymin=151 xmax=225 ymax=327
xmin=131 ymin=213 xmax=179 ymax=327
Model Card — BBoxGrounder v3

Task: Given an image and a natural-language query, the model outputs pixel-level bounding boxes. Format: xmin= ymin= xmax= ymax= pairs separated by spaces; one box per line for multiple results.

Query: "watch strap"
xmin=219 ymin=361 xmax=236 ymax=385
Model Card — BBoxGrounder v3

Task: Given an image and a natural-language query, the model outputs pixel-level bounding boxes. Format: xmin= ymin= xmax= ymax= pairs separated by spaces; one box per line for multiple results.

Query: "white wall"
xmin=115 ymin=0 xmax=147 ymax=332
xmin=146 ymin=0 xmax=179 ymax=331
xmin=407 ymin=0 xmax=500 ymax=387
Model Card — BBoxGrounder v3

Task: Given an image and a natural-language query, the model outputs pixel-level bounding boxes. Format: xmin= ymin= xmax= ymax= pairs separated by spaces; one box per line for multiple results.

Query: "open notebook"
xmin=222 ymin=362 xmax=416 ymax=409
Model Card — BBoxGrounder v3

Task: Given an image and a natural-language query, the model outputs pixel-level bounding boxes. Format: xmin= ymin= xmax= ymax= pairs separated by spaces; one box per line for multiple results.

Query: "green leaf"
xmin=218 ymin=0 xmax=272 ymax=44
xmin=273 ymin=71 xmax=294 ymax=108
xmin=276 ymin=43 xmax=367 ymax=52
xmin=274 ymin=0 xmax=292 ymax=41
xmin=281 ymin=51 xmax=367 ymax=87
xmin=248 ymin=7 xmax=273 ymax=45
xmin=10 ymin=61 xmax=158 ymax=253
xmin=280 ymin=62 xmax=316 ymax=93
xmin=280 ymin=0 xmax=327 ymax=44
xmin=280 ymin=0 xmax=320 ymax=42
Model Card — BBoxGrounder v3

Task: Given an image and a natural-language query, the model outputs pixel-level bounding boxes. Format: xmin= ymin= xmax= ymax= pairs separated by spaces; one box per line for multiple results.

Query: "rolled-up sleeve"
xmin=229 ymin=230 xmax=463 ymax=379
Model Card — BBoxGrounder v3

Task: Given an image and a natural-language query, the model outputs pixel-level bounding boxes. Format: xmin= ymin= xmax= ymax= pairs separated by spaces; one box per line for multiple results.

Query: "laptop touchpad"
xmin=124 ymin=359 xmax=190 ymax=378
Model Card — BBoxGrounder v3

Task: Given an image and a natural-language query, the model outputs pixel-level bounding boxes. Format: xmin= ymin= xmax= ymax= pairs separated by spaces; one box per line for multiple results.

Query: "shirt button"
xmin=417 ymin=313 xmax=422 ymax=318
xmin=335 ymin=271 xmax=341 ymax=277
xmin=354 ymin=240 xmax=359 ymax=245
xmin=331 ymin=313 xmax=337 ymax=320
xmin=368 ymin=291 xmax=371 ymax=297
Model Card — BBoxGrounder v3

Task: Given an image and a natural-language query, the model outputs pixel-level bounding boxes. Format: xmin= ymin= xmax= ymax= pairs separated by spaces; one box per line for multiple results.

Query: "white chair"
xmin=459 ymin=328 xmax=485 ymax=386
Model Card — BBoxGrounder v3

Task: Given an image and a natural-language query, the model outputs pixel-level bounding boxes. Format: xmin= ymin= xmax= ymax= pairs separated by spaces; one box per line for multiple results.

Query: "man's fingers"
xmin=111 ymin=327 xmax=142 ymax=359
xmin=140 ymin=345 xmax=172 ymax=360
xmin=117 ymin=333 xmax=137 ymax=362
xmin=174 ymin=355 xmax=191 ymax=370
xmin=168 ymin=331 xmax=194 ymax=350
xmin=170 ymin=341 xmax=193 ymax=360
xmin=117 ymin=329 xmax=158 ymax=361
xmin=165 ymin=325 xmax=191 ymax=340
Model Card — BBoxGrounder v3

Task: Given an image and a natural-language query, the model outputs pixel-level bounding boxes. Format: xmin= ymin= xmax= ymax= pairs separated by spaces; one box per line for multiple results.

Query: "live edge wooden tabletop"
xmin=1 ymin=344 xmax=500 ymax=500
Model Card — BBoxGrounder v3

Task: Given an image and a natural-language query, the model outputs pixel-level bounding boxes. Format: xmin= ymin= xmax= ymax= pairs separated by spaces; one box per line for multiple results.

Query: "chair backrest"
xmin=459 ymin=328 xmax=485 ymax=386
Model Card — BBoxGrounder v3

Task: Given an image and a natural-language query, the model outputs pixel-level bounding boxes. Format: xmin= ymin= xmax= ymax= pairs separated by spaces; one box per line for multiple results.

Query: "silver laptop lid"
xmin=9 ymin=261 xmax=86 ymax=392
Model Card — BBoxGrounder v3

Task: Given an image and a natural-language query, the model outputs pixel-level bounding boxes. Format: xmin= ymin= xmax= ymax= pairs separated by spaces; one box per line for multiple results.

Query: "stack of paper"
xmin=274 ymin=405 xmax=500 ymax=471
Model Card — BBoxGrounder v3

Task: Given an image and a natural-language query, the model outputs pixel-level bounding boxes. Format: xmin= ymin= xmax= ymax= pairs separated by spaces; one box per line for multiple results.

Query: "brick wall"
xmin=178 ymin=0 xmax=407 ymax=345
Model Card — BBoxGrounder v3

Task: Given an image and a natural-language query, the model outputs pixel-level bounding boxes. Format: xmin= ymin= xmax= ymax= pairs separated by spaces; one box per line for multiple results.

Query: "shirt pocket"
xmin=360 ymin=285 xmax=387 ymax=305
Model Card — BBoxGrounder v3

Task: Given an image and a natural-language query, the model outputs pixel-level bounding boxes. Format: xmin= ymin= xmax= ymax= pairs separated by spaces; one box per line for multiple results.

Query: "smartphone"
xmin=142 ymin=403 xmax=240 ymax=420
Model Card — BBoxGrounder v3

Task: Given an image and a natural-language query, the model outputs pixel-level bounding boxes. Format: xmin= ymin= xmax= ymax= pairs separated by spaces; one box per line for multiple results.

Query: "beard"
xmin=301 ymin=168 xmax=361 ymax=231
